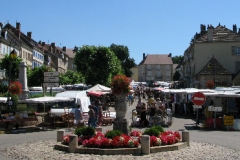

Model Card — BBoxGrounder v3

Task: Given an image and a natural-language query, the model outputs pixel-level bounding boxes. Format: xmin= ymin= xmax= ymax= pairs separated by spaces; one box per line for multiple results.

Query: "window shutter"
xmin=232 ymin=46 xmax=235 ymax=55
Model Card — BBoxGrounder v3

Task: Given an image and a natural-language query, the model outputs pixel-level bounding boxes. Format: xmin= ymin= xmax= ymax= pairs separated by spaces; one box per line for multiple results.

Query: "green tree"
xmin=74 ymin=45 xmax=123 ymax=86
xmin=172 ymin=55 xmax=183 ymax=64
xmin=0 ymin=54 xmax=22 ymax=81
xmin=173 ymin=71 xmax=181 ymax=81
xmin=109 ymin=43 xmax=136 ymax=77
xmin=28 ymin=65 xmax=51 ymax=87
xmin=59 ymin=70 xmax=85 ymax=85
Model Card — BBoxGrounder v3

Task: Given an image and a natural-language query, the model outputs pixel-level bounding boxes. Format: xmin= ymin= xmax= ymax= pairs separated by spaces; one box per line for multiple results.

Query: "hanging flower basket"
xmin=206 ymin=80 xmax=214 ymax=89
xmin=110 ymin=75 xmax=131 ymax=95
xmin=8 ymin=81 xmax=22 ymax=95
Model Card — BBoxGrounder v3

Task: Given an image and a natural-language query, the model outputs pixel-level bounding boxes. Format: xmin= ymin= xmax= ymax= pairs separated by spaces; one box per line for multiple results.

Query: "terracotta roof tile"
xmin=65 ymin=48 xmax=75 ymax=58
xmin=196 ymin=25 xmax=240 ymax=42
xmin=142 ymin=54 xmax=173 ymax=65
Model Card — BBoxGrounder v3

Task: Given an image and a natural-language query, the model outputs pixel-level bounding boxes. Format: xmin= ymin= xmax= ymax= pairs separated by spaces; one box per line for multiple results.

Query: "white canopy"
xmin=20 ymin=96 xmax=74 ymax=113
xmin=20 ymin=96 xmax=74 ymax=104
xmin=86 ymin=84 xmax=111 ymax=92
xmin=0 ymin=97 xmax=7 ymax=103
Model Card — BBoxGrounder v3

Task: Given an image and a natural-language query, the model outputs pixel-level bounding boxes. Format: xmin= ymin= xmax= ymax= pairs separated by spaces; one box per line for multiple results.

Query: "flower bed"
xmin=62 ymin=130 xmax=181 ymax=148
xmin=55 ymin=127 xmax=188 ymax=155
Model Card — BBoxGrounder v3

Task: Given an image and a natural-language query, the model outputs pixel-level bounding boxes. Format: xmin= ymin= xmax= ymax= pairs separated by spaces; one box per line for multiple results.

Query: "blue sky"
xmin=1 ymin=1 xmax=240 ymax=64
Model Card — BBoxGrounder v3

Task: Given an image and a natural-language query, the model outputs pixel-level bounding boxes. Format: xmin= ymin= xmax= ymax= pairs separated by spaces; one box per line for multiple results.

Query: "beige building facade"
xmin=130 ymin=66 xmax=138 ymax=82
xmin=138 ymin=53 xmax=173 ymax=83
xmin=181 ymin=24 xmax=240 ymax=88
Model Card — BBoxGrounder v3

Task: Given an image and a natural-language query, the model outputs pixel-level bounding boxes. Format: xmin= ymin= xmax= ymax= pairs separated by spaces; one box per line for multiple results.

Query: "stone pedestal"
xmin=113 ymin=93 xmax=129 ymax=135
xmin=113 ymin=118 xmax=129 ymax=135
xmin=18 ymin=62 xmax=29 ymax=100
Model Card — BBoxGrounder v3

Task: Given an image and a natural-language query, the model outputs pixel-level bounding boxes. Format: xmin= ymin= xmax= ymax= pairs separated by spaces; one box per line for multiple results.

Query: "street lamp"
xmin=7 ymin=49 xmax=17 ymax=113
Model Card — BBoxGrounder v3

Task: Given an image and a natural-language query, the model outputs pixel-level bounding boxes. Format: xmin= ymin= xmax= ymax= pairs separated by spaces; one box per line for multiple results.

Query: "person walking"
xmin=88 ymin=105 xmax=95 ymax=128
xmin=74 ymin=104 xmax=83 ymax=126
xmin=139 ymin=103 xmax=148 ymax=128
xmin=92 ymin=100 xmax=99 ymax=128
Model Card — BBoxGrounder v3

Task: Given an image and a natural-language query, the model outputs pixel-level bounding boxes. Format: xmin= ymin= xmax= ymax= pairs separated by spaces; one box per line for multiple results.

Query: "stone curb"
xmin=54 ymin=142 xmax=187 ymax=155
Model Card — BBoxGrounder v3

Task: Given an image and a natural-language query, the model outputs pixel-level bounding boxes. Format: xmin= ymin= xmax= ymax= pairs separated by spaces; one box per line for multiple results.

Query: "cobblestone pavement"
xmin=1 ymin=139 xmax=240 ymax=160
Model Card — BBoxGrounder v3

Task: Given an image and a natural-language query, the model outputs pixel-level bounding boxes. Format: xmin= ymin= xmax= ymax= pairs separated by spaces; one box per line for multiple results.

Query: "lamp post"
xmin=7 ymin=49 xmax=17 ymax=113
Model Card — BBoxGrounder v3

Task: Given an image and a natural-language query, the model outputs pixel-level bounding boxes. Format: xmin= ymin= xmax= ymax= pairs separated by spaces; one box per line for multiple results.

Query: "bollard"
xmin=57 ymin=130 xmax=65 ymax=142
xmin=69 ymin=134 xmax=78 ymax=153
xmin=95 ymin=127 xmax=102 ymax=132
xmin=141 ymin=135 xmax=150 ymax=154
xmin=182 ymin=130 xmax=190 ymax=146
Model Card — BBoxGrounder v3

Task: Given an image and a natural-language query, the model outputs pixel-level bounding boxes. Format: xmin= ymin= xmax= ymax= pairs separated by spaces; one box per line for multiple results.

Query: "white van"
xmin=50 ymin=91 xmax=91 ymax=116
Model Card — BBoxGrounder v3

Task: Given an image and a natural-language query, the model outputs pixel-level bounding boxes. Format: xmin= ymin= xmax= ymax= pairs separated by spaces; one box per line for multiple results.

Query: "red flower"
xmin=111 ymin=75 xmax=131 ymax=95
xmin=130 ymin=131 xmax=142 ymax=137
xmin=8 ymin=81 xmax=22 ymax=95
xmin=206 ymin=80 xmax=214 ymax=89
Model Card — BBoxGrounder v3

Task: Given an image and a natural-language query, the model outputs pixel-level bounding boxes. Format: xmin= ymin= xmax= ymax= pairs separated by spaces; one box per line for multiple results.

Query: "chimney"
xmin=27 ymin=32 xmax=32 ymax=38
xmin=62 ymin=46 xmax=66 ymax=52
xmin=73 ymin=46 xmax=78 ymax=52
xmin=16 ymin=22 xmax=21 ymax=30
xmin=143 ymin=53 xmax=145 ymax=60
xmin=16 ymin=22 xmax=21 ymax=39
xmin=207 ymin=25 xmax=214 ymax=42
xmin=42 ymin=42 xmax=45 ymax=46
xmin=233 ymin=24 xmax=237 ymax=33
xmin=51 ymin=42 xmax=55 ymax=47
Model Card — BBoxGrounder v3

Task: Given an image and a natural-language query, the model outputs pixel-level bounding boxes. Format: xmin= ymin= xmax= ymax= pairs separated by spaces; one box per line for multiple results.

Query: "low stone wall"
xmin=54 ymin=130 xmax=189 ymax=155
xmin=54 ymin=142 xmax=187 ymax=155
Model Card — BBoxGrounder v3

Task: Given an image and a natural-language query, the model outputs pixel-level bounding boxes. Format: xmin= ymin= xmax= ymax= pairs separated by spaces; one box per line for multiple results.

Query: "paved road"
xmin=0 ymin=98 xmax=240 ymax=160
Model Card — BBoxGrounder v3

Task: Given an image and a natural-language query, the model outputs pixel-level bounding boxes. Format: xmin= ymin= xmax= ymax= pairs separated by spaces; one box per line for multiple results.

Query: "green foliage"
xmin=143 ymin=126 xmax=162 ymax=136
xmin=16 ymin=104 xmax=28 ymax=112
xmin=0 ymin=83 xmax=8 ymax=94
xmin=109 ymin=44 xmax=136 ymax=77
xmin=171 ymin=55 xmax=183 ymax=64
xmin=151 ymin=125 xmax=164 ymax=133
xmin=105 ymin=130 xmax=122 ymax=139
xmin=59 ymin=70 xmax=85 ymax=85
xmin=28 ymin=65 xmax=52 ymax=87
xmin=74 ymin=45 xmax=123 ymax=86
xmin=0 ymin=54 xmax=22 ymax=80
xmin=74 ymin=126 xmax=95 ymax=137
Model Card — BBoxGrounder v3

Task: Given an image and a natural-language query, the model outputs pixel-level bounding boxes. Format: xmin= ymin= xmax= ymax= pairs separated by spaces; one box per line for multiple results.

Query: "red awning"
xmin=87 ymin=91 xmax=105 ymax=97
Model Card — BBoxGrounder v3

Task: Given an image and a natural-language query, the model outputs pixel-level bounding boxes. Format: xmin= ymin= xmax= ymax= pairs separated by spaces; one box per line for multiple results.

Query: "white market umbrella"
xmin=20 ymin=96 xmax=74 ymax=113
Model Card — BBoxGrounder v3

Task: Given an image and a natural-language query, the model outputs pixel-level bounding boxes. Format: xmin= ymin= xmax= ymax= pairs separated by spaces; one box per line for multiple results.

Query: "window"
xmin=166 ymin=65 xmax=169 ymax=70
xmin=147 ymin=71 xmax=152 ymax=76
xmin=232 ymin=46 xmax=240 ymax=55
xmin=157 ymin=65 xmax=160 ymax=70
xmin=157 ymin=71 xmax=161 ymax=77
xmin=147 ymin=64 xmax=151 ymax=70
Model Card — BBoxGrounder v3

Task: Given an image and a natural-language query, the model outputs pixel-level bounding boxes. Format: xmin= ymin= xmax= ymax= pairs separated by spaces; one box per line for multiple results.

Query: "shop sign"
xmin=224 ymin=116 xmax=234 ymax=126
xmin=193 ymin=105 xmax=202 ymax=109
xmin=208 ymin=106 xmax=222 ymax=112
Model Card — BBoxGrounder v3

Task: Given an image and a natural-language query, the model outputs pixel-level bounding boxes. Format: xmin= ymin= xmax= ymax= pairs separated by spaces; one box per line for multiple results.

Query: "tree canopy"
xmin=0 ymin=54 xmax=22 ymax=81
xmin=59 ymin=70 xmax=84 ymax=85
xmin=172 ymin=55 xmax=184 ymax=64
xmin=74 ymin=45 xmax=123 ymax=86
xmin=109 ymin=43 xmax=136 ymax=77
xmin=27 ymin=65 xmax=51 ymax=87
